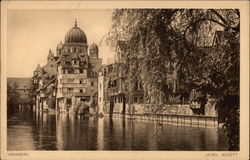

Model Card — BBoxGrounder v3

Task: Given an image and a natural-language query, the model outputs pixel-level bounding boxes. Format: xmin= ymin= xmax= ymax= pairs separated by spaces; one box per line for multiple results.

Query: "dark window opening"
xmin=68 ymin=88 xmax=73 ymax=92
xmin=134 ymin=96 xmax=138 ymax=103
xmin=68 ymin=70 xmax=73 ymax=74
xmin=66 ymin=98 xmax=72 ymax=104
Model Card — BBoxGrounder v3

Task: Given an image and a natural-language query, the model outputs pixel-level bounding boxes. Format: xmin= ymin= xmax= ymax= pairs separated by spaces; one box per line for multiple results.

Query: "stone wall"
xmin=126 ymin=104 xmax=193 ymax=115
xmin=109 ymin=99 xmax=217 ymax=117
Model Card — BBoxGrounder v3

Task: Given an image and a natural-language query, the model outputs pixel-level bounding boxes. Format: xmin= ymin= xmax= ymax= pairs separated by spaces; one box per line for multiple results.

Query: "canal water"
xmin=7 ymin=108 xmax=229 ymax=151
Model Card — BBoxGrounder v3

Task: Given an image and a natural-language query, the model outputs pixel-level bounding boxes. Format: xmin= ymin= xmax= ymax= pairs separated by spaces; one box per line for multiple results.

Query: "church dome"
xmin=89 ymin=43 xmax=99 ymax=58
xmin=65 ymin=20 xmax=87 ymax=44
xmin=89 ymin=43 xmax=98 ymax=51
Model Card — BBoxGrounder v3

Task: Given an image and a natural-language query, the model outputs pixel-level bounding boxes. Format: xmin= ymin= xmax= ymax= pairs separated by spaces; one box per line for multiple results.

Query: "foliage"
xmin=7 ymin=83 xmax=20 ymax=115
xmin=106 ymin=9 xmax=240 ymax=150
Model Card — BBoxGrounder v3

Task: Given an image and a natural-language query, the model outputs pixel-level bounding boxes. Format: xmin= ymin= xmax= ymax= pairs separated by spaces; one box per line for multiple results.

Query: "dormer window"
xmin=73 ymin=60 xmax=78 ymax=65
xmin=65 ymin=61 xmax=70 ymax=65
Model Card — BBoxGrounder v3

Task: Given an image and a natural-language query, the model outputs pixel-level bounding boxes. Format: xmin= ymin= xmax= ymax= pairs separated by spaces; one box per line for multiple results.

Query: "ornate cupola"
xmin=56 ymin=41 xmax=63 ymax=57
xmin=64 ymin=20 xmax=87 ymax=45
xmin=89 ymin=43 xmax=99 ymax=58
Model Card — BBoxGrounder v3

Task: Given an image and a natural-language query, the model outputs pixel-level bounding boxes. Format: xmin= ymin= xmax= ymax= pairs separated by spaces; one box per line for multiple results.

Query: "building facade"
xmin=7 ymin=78 xmax=33 ymax=108
xmin=33 ymin=20 xmax=102 ymax=113
xmin=98 ymin=41 xmax=144 ymax=115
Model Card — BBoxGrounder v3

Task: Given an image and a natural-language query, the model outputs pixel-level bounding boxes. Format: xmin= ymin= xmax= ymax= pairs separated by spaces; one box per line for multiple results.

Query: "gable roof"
xmin=116 ymin=40 xmax=129 ymax=52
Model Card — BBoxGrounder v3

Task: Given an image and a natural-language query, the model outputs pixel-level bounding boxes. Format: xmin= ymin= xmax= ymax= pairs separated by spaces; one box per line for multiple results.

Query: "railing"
xmin=110 ymin=113 xmax=218 ymax=127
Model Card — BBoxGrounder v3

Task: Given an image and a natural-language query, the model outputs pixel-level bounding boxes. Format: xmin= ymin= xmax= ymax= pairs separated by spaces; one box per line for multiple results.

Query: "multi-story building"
xmin=98 ymin=41 xmax=144 ymax=115
xmin=33 ymin=20 xmax=102 ymax=113
xmin=55 ymin=21 xmax=102 ymax=113
xmin=98 ymin=40 xmax=192 ymax=116
xmin=7 ymin=77 xmax=33 ymax=109
xmin=33 ymin=49 xmax=57 ymax=111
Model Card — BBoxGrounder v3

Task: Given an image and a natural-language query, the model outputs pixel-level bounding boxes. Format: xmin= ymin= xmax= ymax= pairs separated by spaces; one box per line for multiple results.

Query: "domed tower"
xmin=56 ymin=41 xmax=63 ymax=57
xmin=89 ymin=43 xmax=99 ymax=58
xmin=64 ymin=20 xmax=88 ymax=55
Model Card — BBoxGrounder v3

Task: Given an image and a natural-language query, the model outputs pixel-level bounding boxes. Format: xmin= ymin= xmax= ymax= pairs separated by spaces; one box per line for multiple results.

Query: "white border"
xmin=1 ymin=1 xmax=249 ymax=160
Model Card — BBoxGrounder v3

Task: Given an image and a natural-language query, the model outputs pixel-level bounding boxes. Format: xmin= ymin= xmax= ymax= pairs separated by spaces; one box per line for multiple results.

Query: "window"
xmin=66 ymin=98 xmax=72 ymax=104
xmin=133 ymin=96 xmax=138 ymax=103
xmin=79 ymin=89 xmax=83 ymax=93
xmin=140 ymin=96 xmax=143 ymax=102
xmin=65 ymin=61 xmax=70 ymax=65
xmin=73 ymin=48 xmax=76 ymax=52
xmin=68 ymin=70 xmax=73 ymax=74
xmin=68 ymin=88 xmax=73 ymax=92
xmin=60 ymin=79 xmax=62 ymax=84
xmin=113 ymin=80 xmax=117 ymax=87
xmin=91 ymin=82 xmax=94 ymax=86
xmin=139 ymin=81 xmax=143 ymax=90
xmin=79 ymin=80 xmax=82 ymax=84
xmin=80 ymin=69 xmax=83 ymax=73
xmin=51 ymin=64 xmax=53 ymax=67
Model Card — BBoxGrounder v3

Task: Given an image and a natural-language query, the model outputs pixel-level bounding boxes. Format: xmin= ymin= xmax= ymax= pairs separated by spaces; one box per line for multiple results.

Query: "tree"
xmin=7 ymin=82 xmax=20 ymax=115
xmin=106 ymin=9 xmax=240 ymax=150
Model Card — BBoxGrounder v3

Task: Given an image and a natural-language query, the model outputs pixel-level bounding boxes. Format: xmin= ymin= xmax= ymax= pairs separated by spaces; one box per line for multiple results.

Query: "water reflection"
xmin=7 ymin=109 xmax=229 ymax=151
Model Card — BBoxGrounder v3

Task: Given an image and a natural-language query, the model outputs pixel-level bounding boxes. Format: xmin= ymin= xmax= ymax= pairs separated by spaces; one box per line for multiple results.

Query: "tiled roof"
xmin=35 ymin=64 xmax=41 ymax=72
xmin=57 ymin=52 xmax=89 ymax=68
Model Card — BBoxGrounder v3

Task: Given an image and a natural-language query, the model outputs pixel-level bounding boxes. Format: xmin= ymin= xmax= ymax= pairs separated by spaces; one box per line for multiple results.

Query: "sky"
xmin=7 ymin=9 xmax=115 ymax=77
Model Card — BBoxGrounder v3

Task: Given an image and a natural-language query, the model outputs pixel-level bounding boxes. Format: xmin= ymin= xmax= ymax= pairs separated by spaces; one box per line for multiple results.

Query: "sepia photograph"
xmin=1 ymin=1 xmax=249 ymax=160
